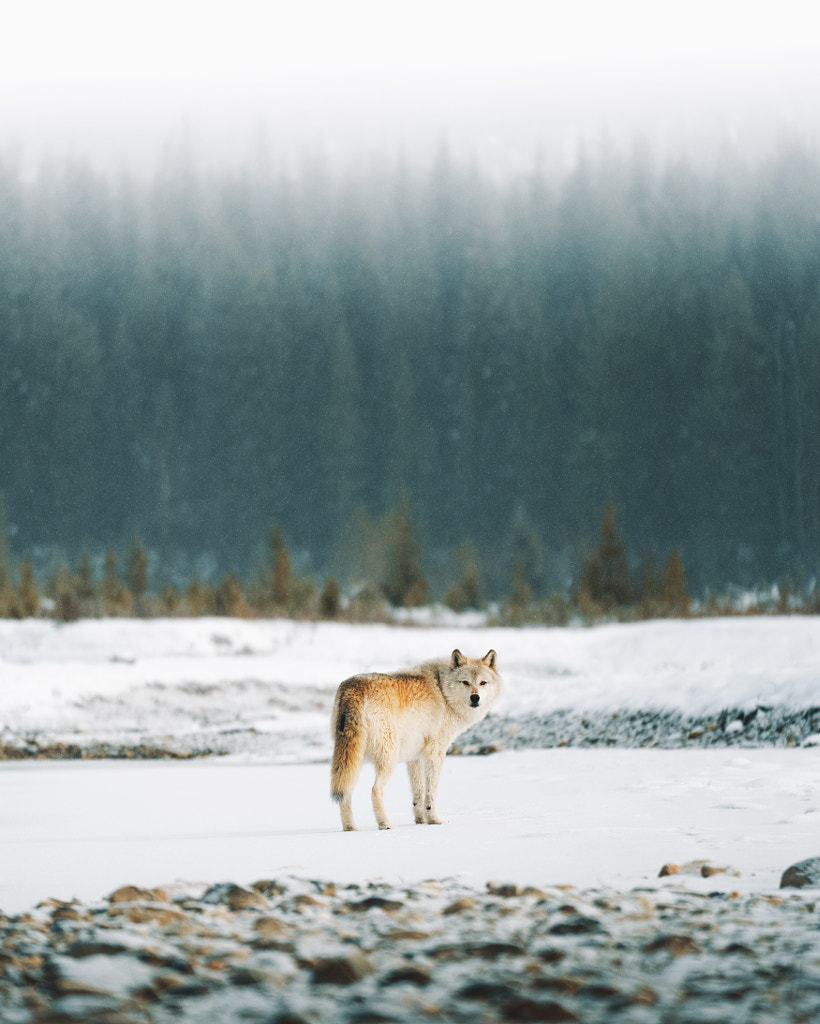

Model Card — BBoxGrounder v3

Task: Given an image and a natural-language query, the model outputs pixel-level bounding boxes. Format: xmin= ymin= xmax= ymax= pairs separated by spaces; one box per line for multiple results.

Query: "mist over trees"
xmin=1 ymin=138 xmax=819 ymax=596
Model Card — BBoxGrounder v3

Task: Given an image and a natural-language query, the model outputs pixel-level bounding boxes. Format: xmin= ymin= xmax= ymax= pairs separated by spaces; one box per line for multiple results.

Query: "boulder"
xmin=201 ymin=883 xmax=268 ymax=911
xmin=123 ymin=905 xmax=191 ymax=928
xmin=108 ymin=884 xmax=168 ymax=904
xmin=311 ymin=950 xmax=373 ymax=984
xmin=382 ymin=964 xmax=432 ymax=986
xmin=443 ymin=896 xmax=477 ymax=915
xmin=251 ymin=879 xmax=289 ymax=897
xmin=780 ymin=857 xmax=820 ymax=889
xmin=487 ymin=882 xmax=524 ymax=897
xmin=548 ymin=915 xmax=605 ymax=936
xmin=643 ymin=934 xmax=703 ymax=957
xmin=254 ymin=915 xmax=290 ymax=939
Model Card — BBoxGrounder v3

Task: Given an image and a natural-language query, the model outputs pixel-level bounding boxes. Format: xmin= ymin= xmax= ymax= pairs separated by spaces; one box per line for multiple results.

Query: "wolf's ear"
xmin=482 ymin=650 xmax=497 ymax=670
xmin=451 ymin=649 xmax=465 ymax=668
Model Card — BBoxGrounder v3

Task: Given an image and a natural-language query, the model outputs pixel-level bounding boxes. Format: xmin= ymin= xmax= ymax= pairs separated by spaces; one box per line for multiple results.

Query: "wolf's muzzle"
xmin=470 ymin=693 xmax=480 ymax=707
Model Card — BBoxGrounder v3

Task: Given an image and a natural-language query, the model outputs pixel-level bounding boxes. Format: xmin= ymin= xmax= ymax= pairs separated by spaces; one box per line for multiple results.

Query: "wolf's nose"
xmin=470 ymin=694 xmax=480 ymax=707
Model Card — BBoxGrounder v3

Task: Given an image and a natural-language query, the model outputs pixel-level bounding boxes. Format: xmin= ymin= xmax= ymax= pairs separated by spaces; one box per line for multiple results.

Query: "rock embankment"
xmin=455 ymin=705 xmax=820 ymax=754
xmin=1 ymin=876 xmax=818 ymax=1023
xmin=3 ymin=705 xmax=818 ymax=762
xmin=0 ymin=742 xmax=209 ymax=761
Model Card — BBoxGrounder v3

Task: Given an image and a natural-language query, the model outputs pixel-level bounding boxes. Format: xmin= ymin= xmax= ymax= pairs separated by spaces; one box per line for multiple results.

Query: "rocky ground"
xmin=0 ymin=742 xmax=210 ymax=761
xmin=2 ymin=706 xmax=819 ymax=762
xmin=452 ymin=705 xmax=820 ymax=755
xmin=1 ymin=873 xmax=818 ymax=1023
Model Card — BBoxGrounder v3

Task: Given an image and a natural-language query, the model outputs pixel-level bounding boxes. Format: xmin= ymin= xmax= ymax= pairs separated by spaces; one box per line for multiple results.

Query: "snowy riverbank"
xmin=1 ymin=616 xmax=819 ymax=759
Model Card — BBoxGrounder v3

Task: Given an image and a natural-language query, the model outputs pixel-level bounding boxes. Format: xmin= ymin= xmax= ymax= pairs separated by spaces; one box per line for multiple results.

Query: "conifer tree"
xmin=444 ymin=542 xmax=482 ymax=611
xmin=577 ymin=503 xmax=633 ymax=613
xmin=101 ymin=550 xmax=130 ymax=614
xmin=0 ymin=496 xmax=14 ymax=617
xmin=380 ymin=493 xmax=429 ymax=607
xmin=660 ymin=550 xmax=691 ymax=616
xmin=215 ymin=573 xmax=247 ymax=617
xmin=319 ymin=576 xmax=341 ymax=618
xmin=185 ymin=578 xmax=208 ymax=616
xmin=269 ymin=527 xmax=292 ymax=609
xmin=76 ymin=552 xmax=95 ymax=601
xmin=0 ymin=496 xmax=9 ymax=578
xmin=19 ymin=556 xmax=39 ymax=617
xmin=508 ymin=561 xmax=533 ymax=623
xmin=127 ymin=536 xmax=149 ymax=606
xmin=0 ymin=570 xmax=18 ymax=618
xmin=161 ymin=584 xmax=182 ymax=615
xmin=332 ymin=506 xmax=384 ymax=593
xmin=50 ymin=567 xmax=81 ymax=622
xmin=508 ymin=507 xmax=548 ymax=598
xmin=634 ymin=551 xmax=663 ymax=617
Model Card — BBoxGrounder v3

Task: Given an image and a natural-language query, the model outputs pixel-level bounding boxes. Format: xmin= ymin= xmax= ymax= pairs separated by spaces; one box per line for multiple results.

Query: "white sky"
xmin=2 ymin=0 xmax=819 ymax=174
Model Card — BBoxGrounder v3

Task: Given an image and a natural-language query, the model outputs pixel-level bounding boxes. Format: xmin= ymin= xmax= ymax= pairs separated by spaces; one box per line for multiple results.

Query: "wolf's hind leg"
xmin=407 ymin=759 xmax=426 ymax=823
xmin=338 ymin=793 xmax=357 ymax=831
xmin=371 ymin=754 xmax=396 ymax=829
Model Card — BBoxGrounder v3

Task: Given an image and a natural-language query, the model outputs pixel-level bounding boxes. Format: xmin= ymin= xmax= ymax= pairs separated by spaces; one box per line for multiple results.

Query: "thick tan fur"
xmin=330 ymin=649 xmax=502 ymax=831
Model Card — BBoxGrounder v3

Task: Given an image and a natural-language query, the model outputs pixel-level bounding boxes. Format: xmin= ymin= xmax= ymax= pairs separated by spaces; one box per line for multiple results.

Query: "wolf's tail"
xmin=330 ymin=682 xmax=365 ymax=803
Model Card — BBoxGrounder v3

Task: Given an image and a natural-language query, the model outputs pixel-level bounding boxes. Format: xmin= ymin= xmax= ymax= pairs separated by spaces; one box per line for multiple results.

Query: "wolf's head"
xmin=440 ymin=649 xmax=502 ymax=720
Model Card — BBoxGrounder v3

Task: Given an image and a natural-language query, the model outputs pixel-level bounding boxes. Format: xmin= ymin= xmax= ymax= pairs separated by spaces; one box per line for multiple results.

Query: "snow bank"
xmin=1 ymin=616 xmax=819 ymax=756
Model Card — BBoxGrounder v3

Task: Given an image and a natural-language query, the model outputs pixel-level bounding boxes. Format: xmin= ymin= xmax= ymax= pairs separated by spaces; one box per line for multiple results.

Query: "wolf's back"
xmin=330 ymin=678 xmax=367 ymax=802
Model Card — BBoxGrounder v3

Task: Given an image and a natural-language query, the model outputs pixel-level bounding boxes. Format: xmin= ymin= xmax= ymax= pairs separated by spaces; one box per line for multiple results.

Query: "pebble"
xmin=0 ymin=876 xmax=817 ymax=1022
xmin=659 ymin=861 xmax=741 ymax=880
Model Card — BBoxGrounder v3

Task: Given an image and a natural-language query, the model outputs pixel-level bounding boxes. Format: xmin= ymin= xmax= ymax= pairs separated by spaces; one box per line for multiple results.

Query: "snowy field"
xmin=2 ymin=747 xmax=819 ymax=916
xmin=2 ymin=615 xmax=820 ymax=758
xmin=1 ymin=616 xmax=819 ymax=915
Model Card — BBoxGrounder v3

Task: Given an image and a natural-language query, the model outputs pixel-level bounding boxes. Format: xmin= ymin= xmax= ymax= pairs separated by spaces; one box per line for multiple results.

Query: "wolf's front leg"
xmin=422 ymin=752 xmax=447 ymax=824
xmin=407 ymin=759 xmax=426 ymax=824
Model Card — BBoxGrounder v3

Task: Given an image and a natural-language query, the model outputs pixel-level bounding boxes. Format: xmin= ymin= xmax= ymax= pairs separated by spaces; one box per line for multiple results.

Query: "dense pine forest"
xmin=1 ymin=138 xmax=819 ymax=603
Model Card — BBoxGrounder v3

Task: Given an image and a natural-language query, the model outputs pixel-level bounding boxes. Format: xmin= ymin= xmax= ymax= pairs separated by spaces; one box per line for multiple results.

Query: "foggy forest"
xmin=1 ymin=137 xmax=819 ymax=603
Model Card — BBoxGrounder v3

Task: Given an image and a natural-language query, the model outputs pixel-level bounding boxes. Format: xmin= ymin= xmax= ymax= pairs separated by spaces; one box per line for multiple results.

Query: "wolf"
xmin=330 ymin=649 xmax=502 ymax=831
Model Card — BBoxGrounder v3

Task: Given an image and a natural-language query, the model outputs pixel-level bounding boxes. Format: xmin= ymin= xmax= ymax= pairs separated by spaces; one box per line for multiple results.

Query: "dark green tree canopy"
xmin=1 ymin=141 xmax=819 ymax=591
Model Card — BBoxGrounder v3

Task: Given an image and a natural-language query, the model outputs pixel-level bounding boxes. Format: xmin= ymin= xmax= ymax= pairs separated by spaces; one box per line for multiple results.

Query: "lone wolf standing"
xmin=330 ymin=649 xmax=502 ymax=830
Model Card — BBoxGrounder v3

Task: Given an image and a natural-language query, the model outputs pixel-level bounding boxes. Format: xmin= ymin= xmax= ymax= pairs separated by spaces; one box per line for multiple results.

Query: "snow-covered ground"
xmin=1 ymin=615 xmax=819 ymax=757
xmin=0 ymin=616 xmax=818 ymax=914
xmin=1 ymin=747 xmax=818 ymax=915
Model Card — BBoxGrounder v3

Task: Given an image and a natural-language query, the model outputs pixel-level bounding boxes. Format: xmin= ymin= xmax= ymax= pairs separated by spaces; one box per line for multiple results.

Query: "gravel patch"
xmin=1 ymin=876 xmax=818 ymax=1022
xmin=454 ymin=706 xmax=820 ymax=754
xmin=0 ymin=742 xmax=211 ymax=761
xmin=2 ymin=706 xmax=819 ymax=761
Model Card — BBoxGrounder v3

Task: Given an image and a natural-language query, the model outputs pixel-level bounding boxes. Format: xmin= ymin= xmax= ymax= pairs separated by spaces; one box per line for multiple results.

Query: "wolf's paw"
xmin=425 ymin=815 xmax=447 ymax=825
xmin=378 ymin=822 xmax=394 ymax=830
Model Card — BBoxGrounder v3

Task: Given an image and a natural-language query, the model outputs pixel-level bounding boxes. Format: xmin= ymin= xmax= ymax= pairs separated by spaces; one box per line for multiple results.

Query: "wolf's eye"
xmin=461 ymin=681 xmax=470 ymax=686
xmin=479 ymin=680 xmax=487 ymax=686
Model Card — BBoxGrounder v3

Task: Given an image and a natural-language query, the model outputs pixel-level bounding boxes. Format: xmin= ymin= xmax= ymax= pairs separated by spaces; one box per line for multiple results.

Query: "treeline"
xmin=1 ymin=499 xmax=816 ymax=624
xmin=1 ymin=138 xmax=820 ymax=590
